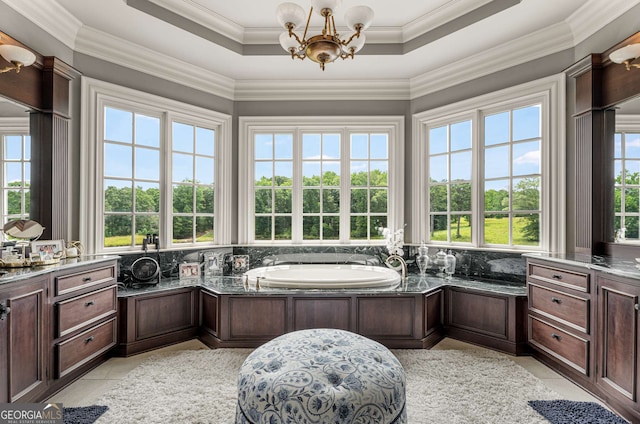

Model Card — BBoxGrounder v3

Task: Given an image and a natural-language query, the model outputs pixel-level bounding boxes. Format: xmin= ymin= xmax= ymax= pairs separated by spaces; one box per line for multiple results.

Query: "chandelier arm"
xmin=340 ymin=26 xmax=363 ymax=46
xmin=331 ymin=15 xmax=339 ymax=37
xmin=287 ymin=25 xmax=306 ymax=47
xmin=301 ymin=6 xmax=313 ymax=42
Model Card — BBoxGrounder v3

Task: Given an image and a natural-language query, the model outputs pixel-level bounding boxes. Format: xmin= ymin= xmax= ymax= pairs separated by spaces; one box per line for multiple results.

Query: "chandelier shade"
xmin=276 ymin=0 xmax=374 ymax=70
xmin=345 ymin=6 xmax=374 ymax=31
xmin=276 ymin=2 xmax=307 ymax=29
xmin=311 ymin=0 xmax=342 ymax=15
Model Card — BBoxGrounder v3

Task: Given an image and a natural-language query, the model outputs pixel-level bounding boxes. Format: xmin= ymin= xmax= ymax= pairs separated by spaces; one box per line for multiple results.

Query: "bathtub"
xmin=243 ymin=264 xmax=401 ymax=289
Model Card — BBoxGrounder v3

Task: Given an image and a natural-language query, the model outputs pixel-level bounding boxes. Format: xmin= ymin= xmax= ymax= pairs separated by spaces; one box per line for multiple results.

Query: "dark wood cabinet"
xmin=526 ymin=257 xmax=640 ymax=423
xmin=0 ymin=276 xmax=48 ymax=403
xmin=117 ymin=287 xmax=199 ymax=356
xmin=445 ymin=286 xmax=527 ymax=355
xmin=596 ymin=274 xmax=640 ymax=422
xmin=527 ymin=259 xmax=594 ymax=380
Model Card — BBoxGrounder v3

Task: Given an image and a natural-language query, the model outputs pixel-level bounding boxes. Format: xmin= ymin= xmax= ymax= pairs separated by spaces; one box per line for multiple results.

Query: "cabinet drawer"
xmin=57 ymin=318 xmax=116 ymax=378
xmin=58 ymin=286 xmax=117 ymax=337
xmin=529 ymin=284 xmax=589 ymax=333
xmin=55 ymin=266 xmax=115 ymax=296
xmin=529 ymin=263 xmax=589 ymax=292
xmin=529 ymin=316 xmax=589 ymax=375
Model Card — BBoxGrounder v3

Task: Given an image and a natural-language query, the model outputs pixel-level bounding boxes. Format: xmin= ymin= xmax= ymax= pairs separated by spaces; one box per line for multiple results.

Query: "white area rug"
xmin=96 ymin=347 xmax=559 ymax=423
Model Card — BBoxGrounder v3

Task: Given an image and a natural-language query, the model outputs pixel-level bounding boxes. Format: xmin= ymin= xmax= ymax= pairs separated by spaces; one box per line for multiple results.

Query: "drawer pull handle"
xmin=551 ymin=297 xmax=562 ymax=304
xmin=551 ymin=274 xmax=563 ymax=280
xmin=551 ymin=333 xmax=562 ymax=341
xmin=0 ymin=302 xmax=10 ymax=320
xmin=82 ymin=277 xmax=92 ymax=282
xmin=85 ymin=336 xmax=95 ymax=343
xmin=85 ymin=300 xmax=96 ymax=307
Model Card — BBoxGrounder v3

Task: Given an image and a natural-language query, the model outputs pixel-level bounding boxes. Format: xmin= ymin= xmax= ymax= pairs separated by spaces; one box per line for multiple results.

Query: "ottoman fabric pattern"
xmin=236 ymin=329 xmax=407 ymax=424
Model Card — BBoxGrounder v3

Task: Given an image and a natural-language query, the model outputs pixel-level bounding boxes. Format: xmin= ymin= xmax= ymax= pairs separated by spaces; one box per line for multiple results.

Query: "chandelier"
xmin=276 ymin=0 xmax=374 ymax=71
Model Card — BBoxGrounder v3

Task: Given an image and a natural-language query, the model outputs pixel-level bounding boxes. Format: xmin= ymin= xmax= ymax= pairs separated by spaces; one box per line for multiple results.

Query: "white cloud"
xmin=513 ymin=150 xmax=540 ymax=165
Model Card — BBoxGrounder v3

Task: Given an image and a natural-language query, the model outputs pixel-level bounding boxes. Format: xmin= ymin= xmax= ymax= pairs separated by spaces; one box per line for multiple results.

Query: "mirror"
xmin=613 ymin=96 xmax=640 ymax=243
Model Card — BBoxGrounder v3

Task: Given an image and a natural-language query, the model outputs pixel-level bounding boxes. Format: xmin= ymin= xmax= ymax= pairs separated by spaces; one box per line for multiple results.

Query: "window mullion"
xmin=340 ymin=128 xmax=351 ymax=243
xmin=161 ymin=112 xmax=172 ymax=248
xmin=291 ymin=129 xmax=302 ymax=243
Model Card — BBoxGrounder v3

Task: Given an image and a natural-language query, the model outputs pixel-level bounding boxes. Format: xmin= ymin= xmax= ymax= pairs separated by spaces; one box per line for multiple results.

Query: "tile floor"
xmin=47 ymin=337 xmax=602 ymax=408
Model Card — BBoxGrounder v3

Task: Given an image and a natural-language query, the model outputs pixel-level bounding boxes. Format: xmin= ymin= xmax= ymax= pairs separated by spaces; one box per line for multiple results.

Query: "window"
xmin=614 ymin=117 xmax=640 ymax=241
xmin=239 ymin=117 xmax=404 ymax=244
xmin=0 ymin=118 xmax=30 ymax=225
xmin=412 ymin=75 xmax=565 ymax=252
xmin=81 ymin=78 xmax=231 ymax=253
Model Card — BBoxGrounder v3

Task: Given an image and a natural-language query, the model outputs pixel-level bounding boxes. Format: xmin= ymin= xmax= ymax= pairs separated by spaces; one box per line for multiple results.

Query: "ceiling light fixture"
xmin=609 ymin=43 xmax=640 ymax=71
xmin=276 ymin=0 xmax=374 ymax=71
xmin=0 ymin=38 xmax=36 ymax=74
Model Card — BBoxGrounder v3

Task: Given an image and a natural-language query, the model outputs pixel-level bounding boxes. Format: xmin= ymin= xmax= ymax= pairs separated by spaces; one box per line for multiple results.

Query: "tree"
xmin=513 ymin=177 xmax=540 ymax=242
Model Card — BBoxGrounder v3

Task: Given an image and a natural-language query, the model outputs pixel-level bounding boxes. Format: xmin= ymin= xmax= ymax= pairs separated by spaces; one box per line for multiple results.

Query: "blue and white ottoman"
xmin=236 ymin=328 xmax=407 ymax=424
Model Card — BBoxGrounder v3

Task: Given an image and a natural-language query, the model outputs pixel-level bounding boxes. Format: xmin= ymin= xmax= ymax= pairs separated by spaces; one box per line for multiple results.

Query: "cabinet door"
xmin=597 ymin=276 xmax=640 ymax=403
xmin=0 ymin=277 xmax=48 ymax=403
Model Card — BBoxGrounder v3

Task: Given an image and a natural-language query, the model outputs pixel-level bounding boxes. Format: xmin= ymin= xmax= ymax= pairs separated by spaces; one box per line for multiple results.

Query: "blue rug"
xmin=528 ymin=400 xmax=628 ymax=424
xmin=63 ymin=405 xmax=108 ymax=424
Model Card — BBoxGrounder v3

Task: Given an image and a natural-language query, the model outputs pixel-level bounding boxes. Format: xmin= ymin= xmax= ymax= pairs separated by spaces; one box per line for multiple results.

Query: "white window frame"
xmin=412 ymin=74 xmax=566 ymax=253
xmin=238 ymin=116 xmax=404 ymax=244
xmin=80 ymin=77 xmax=232 ymax=254
xmin=614 ymin=114 xmax=640 ymax=242
xmin=0 ymin=117 xmax=30 ymax=225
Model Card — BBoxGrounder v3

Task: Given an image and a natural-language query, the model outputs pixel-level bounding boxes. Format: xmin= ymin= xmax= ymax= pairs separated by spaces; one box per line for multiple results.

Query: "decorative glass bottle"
xmin=445 ymin=250 xmax=457 ymax=279
xmin=416 ymin=242 xmax=430 ymax=275
xmin=435 ymin=249 xmax=447 ymax=277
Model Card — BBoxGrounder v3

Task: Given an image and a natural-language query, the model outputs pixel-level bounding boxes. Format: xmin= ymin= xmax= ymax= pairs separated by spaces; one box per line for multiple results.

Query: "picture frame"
xmin=231 ymin=255 xmax=249 ymax=274
xmin=179 ymin=262 xmax=201 ymax=279
xmin=30 ymin=239 xmax=65 ymax=260
xmin=203 ymin=252 xmax=224 ymax=277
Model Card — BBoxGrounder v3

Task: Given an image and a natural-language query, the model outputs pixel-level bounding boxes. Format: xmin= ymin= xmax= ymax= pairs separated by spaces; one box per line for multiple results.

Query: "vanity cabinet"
xmin=0 ymin=276 xmax=49 ymax=403
xmin=526 ymin=259 xmax=594 ymax=381
xmin=596 ymin=274 xmax=640 ymax=421
xmin=445 ymin=286 xmax=527 ymax=355
xmin=526 ymin=257 xmax=640 ymax=423
xmin=48 ymin=261 xmax=118 ymax=395
xmin=116 ymin=287 xmax=199 ymax=356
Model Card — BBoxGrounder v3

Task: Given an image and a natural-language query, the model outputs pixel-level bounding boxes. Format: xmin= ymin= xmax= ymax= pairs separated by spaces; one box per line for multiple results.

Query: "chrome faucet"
xmin=385 ymin=254 xmax=408 ymax=280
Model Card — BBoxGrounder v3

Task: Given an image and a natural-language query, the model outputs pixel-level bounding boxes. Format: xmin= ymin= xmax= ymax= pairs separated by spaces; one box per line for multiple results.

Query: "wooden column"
xmin=29 ymin=58 xmax=80 ymax=240
xmin=568 ymin=32 xmax=640 ymax=256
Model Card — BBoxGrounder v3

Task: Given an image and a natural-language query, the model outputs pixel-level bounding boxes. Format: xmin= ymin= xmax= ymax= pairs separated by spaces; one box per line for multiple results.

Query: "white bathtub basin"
xmin=243 ymin=264 xmax=401 ymax=289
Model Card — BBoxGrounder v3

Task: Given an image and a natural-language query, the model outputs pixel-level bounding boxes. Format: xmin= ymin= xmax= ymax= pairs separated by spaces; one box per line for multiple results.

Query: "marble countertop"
xmin=117 ymin=273 xmax=527 ymax=297
xmin=0 ymin=255 xmax=119 ymax=286
xmin=524 ymin=252 xmax=640 ymax=281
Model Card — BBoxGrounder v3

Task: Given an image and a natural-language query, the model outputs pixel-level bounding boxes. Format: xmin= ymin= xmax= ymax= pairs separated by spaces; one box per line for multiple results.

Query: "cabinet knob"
xmin=0 ymin=302 xmax=10 ymax=320
xmin=85 ymin=300 xmax=96 ymax=307
xmin=551 ymin=297 xmax=562 ymax=304
xmin=82 ymin=277 xmax=92 ymax=282
xmin=551 ymin=274 xmax=563 ymax=280
xmin=551 ymin=333 xmax=562 ymax=341
xmin=85 ymin=335 xmax=95 ymax=343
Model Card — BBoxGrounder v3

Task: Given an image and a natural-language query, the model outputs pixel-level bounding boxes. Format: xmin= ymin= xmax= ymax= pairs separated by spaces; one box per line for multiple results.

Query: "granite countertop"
xmin=523 ymin=252 xmax=640 ymax=281
xmin=0 ymin=255 xmax=119 ymax=286
xmin=117 ymin=273 xmax=527 ymax=297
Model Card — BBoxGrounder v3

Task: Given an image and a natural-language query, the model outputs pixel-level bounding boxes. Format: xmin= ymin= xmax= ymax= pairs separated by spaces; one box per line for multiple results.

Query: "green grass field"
xmin=104 ymin=231 xmax=214 ymax=247
xmin=431 ymin=216 xmax=539 ymax=246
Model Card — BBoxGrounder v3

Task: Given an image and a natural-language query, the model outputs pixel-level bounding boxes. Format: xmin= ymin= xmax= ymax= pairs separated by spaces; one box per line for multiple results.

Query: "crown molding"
xmin=567 ymin=0 xmax=640 ymax=45
xmin=75 ymin=26 xmax=236 ymax=100
xmin=234 ymin=79 xmax=411 ymax=101
xmin=0 ymin=117 xmax=29 ymax=130
xmin=1 ymin=0 xmax=81 ymax=49
xmin=148 ymin=0 xmax=244 ymax=42
xmin=403 ymin=0 xmax=493 ymax=42
xmin=410 ymin=22 xmax=573 ymax=99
